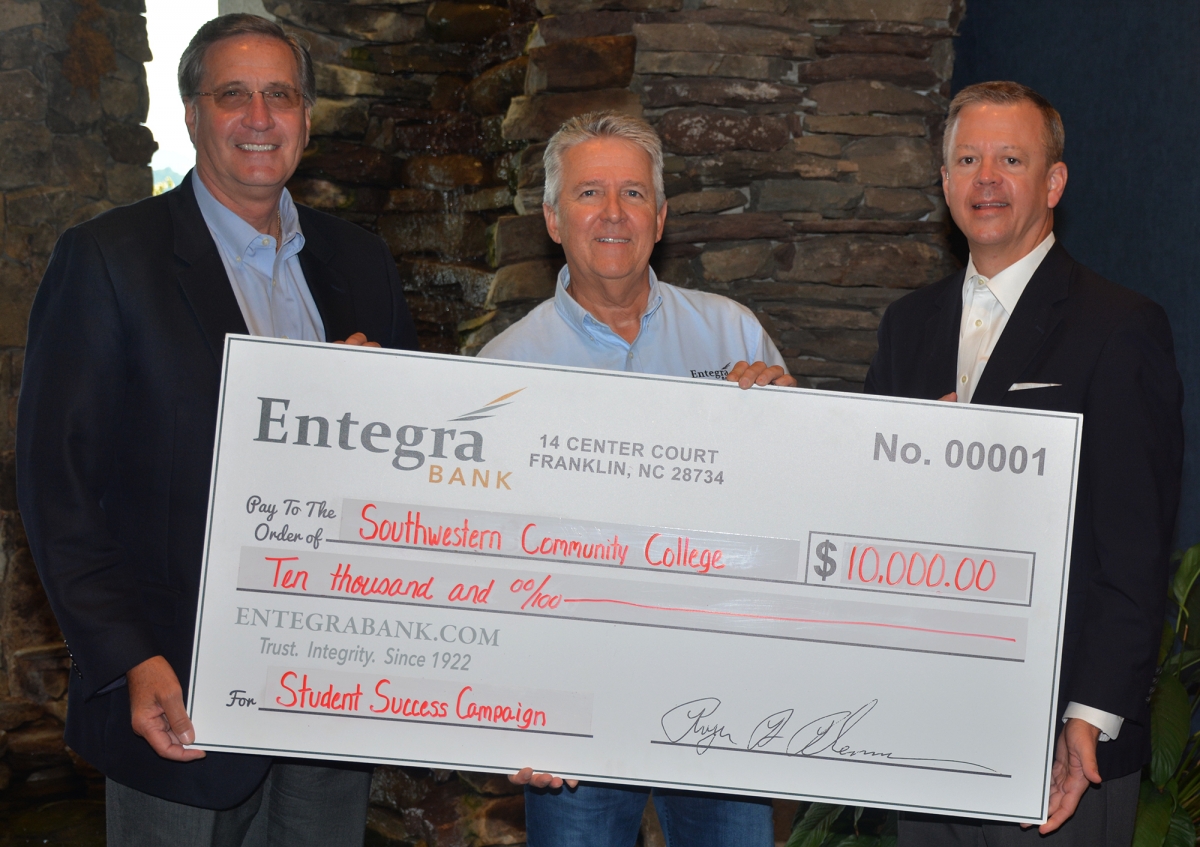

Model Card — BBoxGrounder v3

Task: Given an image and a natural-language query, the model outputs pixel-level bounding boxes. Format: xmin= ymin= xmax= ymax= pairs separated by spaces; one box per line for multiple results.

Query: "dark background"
xmin=952 ymin=0 xmax=1200 ymax=548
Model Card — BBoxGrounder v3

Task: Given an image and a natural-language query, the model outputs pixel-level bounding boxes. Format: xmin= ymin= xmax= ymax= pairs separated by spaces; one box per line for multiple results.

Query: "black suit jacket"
xmin=865 ymin=242 xmax=1183 ymax=779
xmin=16 ymin=172 xmax=418 ymax=808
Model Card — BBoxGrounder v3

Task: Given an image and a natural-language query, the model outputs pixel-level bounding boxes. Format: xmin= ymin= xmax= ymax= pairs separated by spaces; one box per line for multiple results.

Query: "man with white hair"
xmin=483 ymin=111 xmax=787 ymax=846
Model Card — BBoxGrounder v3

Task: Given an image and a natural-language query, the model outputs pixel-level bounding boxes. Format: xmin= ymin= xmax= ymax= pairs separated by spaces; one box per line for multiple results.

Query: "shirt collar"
xmin=192 ymin=170 xmax=304 ymax=259
xmin=964 ymin=232 xmax=1056 ymax=315
xmin=553 ymin=264 xmax=664 ymax=344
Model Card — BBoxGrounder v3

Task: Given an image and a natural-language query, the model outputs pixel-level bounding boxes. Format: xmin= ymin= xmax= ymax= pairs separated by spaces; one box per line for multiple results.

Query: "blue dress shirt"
xmin=480 ymin=265 xmax=785 ymax=379
xmin=192 ymin=172 xmax=325 ymax=342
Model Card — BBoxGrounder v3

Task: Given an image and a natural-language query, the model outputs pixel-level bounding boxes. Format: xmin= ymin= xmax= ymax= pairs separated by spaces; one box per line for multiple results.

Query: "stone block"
xmin=487 ymin=213 xmax=560 ymax=266
xmin=464 ymin=794 xmax=526 ymax=845
xmin=861 ymin=186 xmax=934 ymax=219
xmin=688 ymin=150 xmax=847 ymax=184
xmin=632 ymin=23 xmax=814 ymax=58
xmin=102 ymin=121 xmax=157 ymax=165
xmin=752 ymin=178 xmax=862 ymax=213
xmin=466 ymin=56 xmax=528 ymax=116
xmin=0 ymin=122 xmax=52 ymax=190
xmin=52 ymin=135 xmax=108 ymax=198
xmin=537 ymin=0 xmax=682 ymax=14
xmin=353 ymin=43 xmax=473 ymax=77
xmin=389 ymin=113 xmax=486 ymax=157
xmin=818 ymin=31 xmax=933 ymax=57
xmin=502 ymin=89 xmax=642 ymax=141
xmin=402 ymin=154 xmax=488 ymax=190
xmin=804 ymin=114 xmax=925 ymax=136
xmin=384 ymin=188 xmax=442 ymax=212
xmin=638 ymin=76 xmax=807 ymax=108
xmin=100 ymin=75 xmax=147 ymax=122
xmin=796 ymin=54 xmax=938 ymax=87
xmin=380 ymin=213 xmax=489 ymax=261
xmin=791 ymin=0 xmax=953 ymax=22
xmin=0 ymin=1 xmax=43 ymax=32
xmin=536 ymin=11 xmax=649 ymax=42
xmin=777 ymin=234 xmax=951 ymax=287
xmin=0 ymin=700 xmax=42 ymax=731
xmin=299 ymin=139 xmax=397 ymax=185
xmin=700 ymin=0 xmax=788 ymax=11
xmin=459 ymin=770 xmax=525 ymax=795
xmin=5 ymin=718 xmax=69 ymax=771
xmin=517 ymin=142 xmax=547 ymax=188
xmin=288 ymin=178 xmax=357 ymax=211
xmin=658 ymin=109 xmax=788 ymax=155
xmin=426 ymin=2 xmax=511 ymax=43
xmin=114 ymin=9 xmax=152 ymax=62
xmin=0 ymin=69 xmax=45 ymax=121
xmin=526 ymin=35 xmax=636 ymax=94
xmin=635 ymin=51 xmax=785 ymax=81
xmin=514 ymin=186 xmax=544 ymax=214
xmin=845 ymin=136 xmax=937 ymax=187
xmin=461 ymin=185 xmax=515 ymax=212
xmin=468 ymin=22 xmax=537 ymax=76
xmin=809 ymin=79 xmax=938 ymax=115
xmin=45 ymin=60 xmax=103 ymax=132
xmin=699 ymin=240 xmax=773 ymax=282
xmin=310 ymin=98 xmax=370 ymax=137
xmin=11 ymin=644 xmax=70 ymax=703
xmin=106 ymin=162 xmax=151 ymax=204
xmin=487 ymin=258 xmax=559 ymax=304
xmin=265 ymin=0 xmax=426 ymax=42
xmin=316 ymin=63 xmax=427 ymax=99
xmin=789 ymin=135 xmax=844 ymax=157
xmin=366 ymin=806 xmax=411 ymax=843
xmin=662 ymin=212 xmax=791 ymax=243
xmin=399 ymin=259 xmax=494 ymax=307
xmin=668 ymin=189 xmax=746 ymax=215
xmin=0 ymin=263 xmax=34 ymax=345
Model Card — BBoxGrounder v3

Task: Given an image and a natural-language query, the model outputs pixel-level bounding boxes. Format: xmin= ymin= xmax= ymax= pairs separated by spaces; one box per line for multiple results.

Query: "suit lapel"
xmin=971 ymin=243 xmax=1072 ymax=406
xmin=296 ymin=207 xmax=356 ymax=343
xmin=170 ymin=173 xmax=248 ymax=364
xmin=923 ymin=272 xmax=964 ymax=398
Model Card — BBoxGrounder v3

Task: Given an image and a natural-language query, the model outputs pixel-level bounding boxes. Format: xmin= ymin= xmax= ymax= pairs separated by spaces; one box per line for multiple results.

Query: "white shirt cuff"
xmin=1063 ymin=702 xmax=1124 ymax=741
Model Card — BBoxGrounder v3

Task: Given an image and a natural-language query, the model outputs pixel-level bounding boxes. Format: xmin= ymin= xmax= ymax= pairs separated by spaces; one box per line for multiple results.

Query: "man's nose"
xmin=242 ymin=92 xmax=275 ymax=130
xmin=601 ymin=191 xmax=624 ymax=221
xmin=974 ymin=157 xmax=999 ymax=183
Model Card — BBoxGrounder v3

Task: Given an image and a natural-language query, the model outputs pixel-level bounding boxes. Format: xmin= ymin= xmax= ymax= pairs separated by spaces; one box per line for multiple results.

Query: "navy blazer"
xmin=865 ymin=242 xmax=1183 ymax=780
xmin=16 ymin=173 xmax=418 ymax=808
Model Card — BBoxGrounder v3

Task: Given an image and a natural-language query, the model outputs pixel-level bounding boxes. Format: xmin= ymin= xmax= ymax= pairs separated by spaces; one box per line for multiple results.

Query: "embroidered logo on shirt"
xmin=690 ymin=362 xmax=733 ymax=380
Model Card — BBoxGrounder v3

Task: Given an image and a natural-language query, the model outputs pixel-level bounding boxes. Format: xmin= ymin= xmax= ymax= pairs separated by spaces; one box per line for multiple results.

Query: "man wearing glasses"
xmin=17 ymin=14 xmax=417 ymax=844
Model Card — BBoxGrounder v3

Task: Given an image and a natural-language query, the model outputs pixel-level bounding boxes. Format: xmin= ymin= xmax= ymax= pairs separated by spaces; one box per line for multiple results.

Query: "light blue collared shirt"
xmin=479 ymin=265 xmax=785 ymax=379
xmin=192 ymin=172 xmax=325 ymax=342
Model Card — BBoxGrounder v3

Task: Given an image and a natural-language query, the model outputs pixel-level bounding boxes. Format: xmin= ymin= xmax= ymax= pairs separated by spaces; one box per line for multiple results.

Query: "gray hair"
xmin=945 ymin=81 xmax=1065 ymax=165
xmin=178 ymin=14 xmax=316 ymax=106
xmin=543 ymin=111 xmax=665 ymax=210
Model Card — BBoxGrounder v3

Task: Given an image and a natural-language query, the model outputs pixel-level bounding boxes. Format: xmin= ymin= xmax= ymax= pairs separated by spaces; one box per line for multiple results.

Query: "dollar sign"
xmin=813 ymin=540 xmax=837 ymax=581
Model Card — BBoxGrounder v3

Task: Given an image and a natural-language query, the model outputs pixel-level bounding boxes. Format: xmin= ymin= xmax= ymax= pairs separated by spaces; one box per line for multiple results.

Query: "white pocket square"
xmin=1009 ymin=382 xmax=1062 ymax=391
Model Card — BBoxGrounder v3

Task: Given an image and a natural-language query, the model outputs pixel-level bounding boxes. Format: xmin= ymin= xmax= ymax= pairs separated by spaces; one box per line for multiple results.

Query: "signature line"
xmin=561 ymin=598 xmax=1017 ymax=643
xmin=649 ymin=740 xmax=1011 ymax=778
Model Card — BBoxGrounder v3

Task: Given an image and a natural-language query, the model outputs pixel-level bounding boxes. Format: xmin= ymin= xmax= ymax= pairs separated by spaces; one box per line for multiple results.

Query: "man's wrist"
xmin=1063 ymin=702 xmax=1123 ymax=740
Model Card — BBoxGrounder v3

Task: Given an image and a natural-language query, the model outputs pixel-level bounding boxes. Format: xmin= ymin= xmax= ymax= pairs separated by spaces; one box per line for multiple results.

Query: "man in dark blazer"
xmin=866 ymin=81 xmax=1183 ymax=846
xmin=16 ymin=14 xmax=417 ymax=844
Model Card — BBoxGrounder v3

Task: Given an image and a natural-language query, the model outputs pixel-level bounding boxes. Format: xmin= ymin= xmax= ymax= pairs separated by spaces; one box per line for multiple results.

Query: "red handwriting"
xmin=847 ymin=546 xmax=997 ymax=593
xmin=519 ymin=523 xmax=628 ymax=565
xmin=643 ymin=534 xmax=724 ymax=574
xmin=267 ymin=556 xmax=308 ymax=591
xmin=329 ymin=562 xmax=435 ymax=600
xmin=275 ymin=671 xmax=363 ymax=711
xmin=358 ymin=504 xmax=502 ymax=551
xmin=510 ymin=575 xmax=562 ymax=610
xmin=448 ymin=580 xmax=494 ymax=605
xmin=455 ymin=685 xmax=546 ymax=730
xmin=370 ymin=679 xmax=449 ymax=717
xmin=559 ymin=597 xmax=1017 ymax=643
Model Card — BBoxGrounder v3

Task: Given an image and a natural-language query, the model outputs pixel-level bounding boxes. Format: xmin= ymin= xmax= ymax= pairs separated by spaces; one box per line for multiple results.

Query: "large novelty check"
xmin=188 ymin=335 xmax=1082 ymax=823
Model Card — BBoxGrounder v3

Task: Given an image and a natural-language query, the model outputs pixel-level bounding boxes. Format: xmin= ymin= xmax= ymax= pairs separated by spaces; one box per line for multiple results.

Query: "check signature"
xmin=660 ymin=697 xmax=995 ymax=773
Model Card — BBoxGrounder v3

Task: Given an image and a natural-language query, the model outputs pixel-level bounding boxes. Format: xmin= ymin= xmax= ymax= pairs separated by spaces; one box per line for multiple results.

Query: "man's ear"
xmin=184 ymin=98 xmax=197 ymax=145
xmin=1046 ymin=161 xmax=1068 ymax=210
xmin=543 ymin=203 xmax=563 ymax=245
xmin=940 ymin=166 xmax=950 ymax=202
xmin=303 ymin=105 xmax=311 ymax=150
xmin=655 ymin=198 xmax=667 ymax=242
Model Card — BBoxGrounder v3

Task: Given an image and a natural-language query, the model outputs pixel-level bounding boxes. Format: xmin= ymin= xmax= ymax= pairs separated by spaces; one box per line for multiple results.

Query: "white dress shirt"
xmin=956 ymin=232 xmax=1122 ymax=741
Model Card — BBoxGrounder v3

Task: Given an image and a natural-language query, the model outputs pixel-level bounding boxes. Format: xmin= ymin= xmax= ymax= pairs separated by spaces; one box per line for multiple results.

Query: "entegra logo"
xmin=450 ymin=388 xmax=525 ymax=422
xmin=690 ymin=362 xmax=732 ymax=380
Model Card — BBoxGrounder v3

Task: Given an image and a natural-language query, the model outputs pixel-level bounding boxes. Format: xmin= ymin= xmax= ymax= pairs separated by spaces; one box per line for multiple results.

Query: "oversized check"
xmin=189 ymin=335 xmax=1081 ymax=823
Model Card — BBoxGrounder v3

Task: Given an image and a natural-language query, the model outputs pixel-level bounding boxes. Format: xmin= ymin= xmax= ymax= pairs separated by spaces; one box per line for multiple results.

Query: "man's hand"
xmin=334 ymin=332 xmax=381 ymax=348
xmin=127 ymin=655 xmax=206 ymax=762
xmin=1037 ymin=718 xmax=1102 ymax=834
xmin=938 ymin=392 xmax=958 ymax=402
xmin=508 ymin=767 xmax=579 ymax=790
xmin=727 ymin=361 xmax=798 ymax=389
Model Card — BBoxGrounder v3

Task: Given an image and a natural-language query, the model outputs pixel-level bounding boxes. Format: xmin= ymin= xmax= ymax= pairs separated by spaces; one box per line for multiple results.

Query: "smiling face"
xmin=184 ymin=34 xmax=310 ymax=214
xmin=942 ymin=100 xmax=1068 ymax=276
xmin=544 ymin=136 xmax=667 ymax=296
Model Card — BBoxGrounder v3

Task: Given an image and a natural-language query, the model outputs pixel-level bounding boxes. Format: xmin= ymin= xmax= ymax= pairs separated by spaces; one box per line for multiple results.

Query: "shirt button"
xmin=262 ymin=238 xmax=270 ymax=246
xmin=975 ymin=319 xmax=982 ymax=327
xmin=235 ymin=256 xmax=242 ymax=262
xmin=961 ymin=375 xmax=968 ymax=384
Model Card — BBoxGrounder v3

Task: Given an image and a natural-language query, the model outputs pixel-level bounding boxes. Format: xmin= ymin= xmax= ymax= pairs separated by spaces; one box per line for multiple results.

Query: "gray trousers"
xmin=106 ymin=761 xmax=372 ymax=847
xmin=897 ymin=770 xmax=1140 ymax=847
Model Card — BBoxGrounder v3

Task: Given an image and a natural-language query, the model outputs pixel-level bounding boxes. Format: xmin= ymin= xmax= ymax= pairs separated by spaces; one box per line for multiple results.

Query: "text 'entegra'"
xmin=253 ymin=397 xmax=485 ymax=471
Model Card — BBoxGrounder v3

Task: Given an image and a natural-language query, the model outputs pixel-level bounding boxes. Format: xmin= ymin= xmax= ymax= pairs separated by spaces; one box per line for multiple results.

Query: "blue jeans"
xmin=525 ymin=782 xmax=774 ymax=847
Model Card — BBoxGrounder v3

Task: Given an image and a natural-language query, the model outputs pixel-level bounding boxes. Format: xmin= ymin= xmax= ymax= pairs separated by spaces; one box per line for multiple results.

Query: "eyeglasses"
xmin=194 ymin=87 xmax=305 ymax=112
